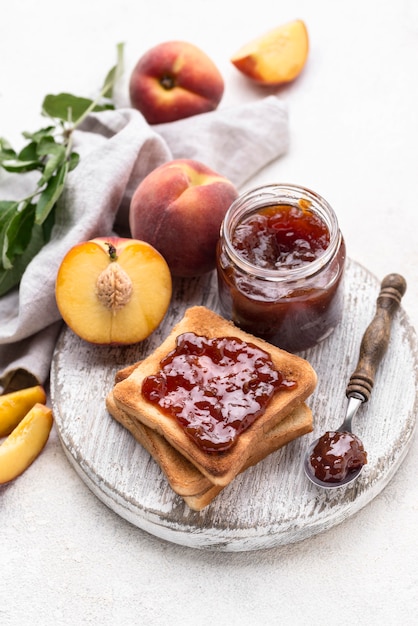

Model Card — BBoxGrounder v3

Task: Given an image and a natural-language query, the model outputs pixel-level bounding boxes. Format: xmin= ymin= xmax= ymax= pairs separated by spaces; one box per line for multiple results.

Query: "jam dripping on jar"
xmin=309 ymin=430 xmax=368 ymax=483
xmin=142 ymin=332 xmax=296 ymax=453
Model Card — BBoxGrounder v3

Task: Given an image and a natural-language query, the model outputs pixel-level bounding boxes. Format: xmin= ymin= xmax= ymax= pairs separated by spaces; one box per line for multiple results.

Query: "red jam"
xmin=141 ymin=332 xmax=296 ymax=453
xmin=232 ymin=204 xmax=330 ymax=270
xmin=217 ymin=190 xmax=346 ymax=353
xmin=309 ymin=431 xmax=368 ymax=483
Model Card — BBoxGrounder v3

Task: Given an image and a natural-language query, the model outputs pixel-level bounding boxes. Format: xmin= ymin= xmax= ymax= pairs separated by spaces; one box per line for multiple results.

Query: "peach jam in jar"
xmin=216 ymin=184 xmax=346 ymax=352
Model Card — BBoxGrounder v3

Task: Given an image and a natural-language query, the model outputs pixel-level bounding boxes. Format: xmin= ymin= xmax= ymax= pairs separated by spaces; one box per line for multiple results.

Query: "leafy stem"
xmin=0 ymin=43 xmax=124 ymax=297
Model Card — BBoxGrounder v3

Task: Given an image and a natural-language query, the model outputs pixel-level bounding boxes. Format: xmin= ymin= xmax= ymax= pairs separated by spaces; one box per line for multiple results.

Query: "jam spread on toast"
xmin=142 ymin=332 xmax=296 ymax=453
xmin=309 ymin=430 xmax=368 ymax=483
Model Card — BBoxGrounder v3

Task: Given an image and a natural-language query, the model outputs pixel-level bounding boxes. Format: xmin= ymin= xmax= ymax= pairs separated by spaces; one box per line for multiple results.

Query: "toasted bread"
xmin=112 ymin=306 xmax=317 ymax=486
xmin=106 ymin=389 xmax=312 ymax=509
xmin=107 ymin=389 xmax=212 ymax=496
xmin=112 ymin=360 xmax=311 ymax=497
xmin=112 ymin=360 xmax=210 ymax=495
xmin=114 ymin=362 xmax=139 ymax=383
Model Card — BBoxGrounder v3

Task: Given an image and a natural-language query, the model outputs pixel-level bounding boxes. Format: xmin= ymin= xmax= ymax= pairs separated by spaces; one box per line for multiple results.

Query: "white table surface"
xmin=1 ymin=0 xmax=418 ymax=624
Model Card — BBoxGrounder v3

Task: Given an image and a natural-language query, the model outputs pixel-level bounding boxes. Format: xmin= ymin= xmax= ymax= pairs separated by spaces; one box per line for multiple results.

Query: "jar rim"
xmin=220 ymin=183 xmax=342 ymax=282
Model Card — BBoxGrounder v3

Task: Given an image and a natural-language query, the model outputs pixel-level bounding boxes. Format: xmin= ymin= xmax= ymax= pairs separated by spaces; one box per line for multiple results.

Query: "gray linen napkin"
xmin=0 ymin=96 xmax=289 ymax=392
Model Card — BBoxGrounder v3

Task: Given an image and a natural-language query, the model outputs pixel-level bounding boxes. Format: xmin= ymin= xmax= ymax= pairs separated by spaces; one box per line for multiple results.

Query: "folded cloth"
xmin=0 ymin=96 xmax=289 ymax=392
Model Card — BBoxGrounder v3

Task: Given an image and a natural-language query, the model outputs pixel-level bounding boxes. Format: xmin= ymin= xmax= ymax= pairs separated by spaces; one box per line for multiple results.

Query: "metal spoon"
xmin=304 ymin=272 xmax=407 ymax=489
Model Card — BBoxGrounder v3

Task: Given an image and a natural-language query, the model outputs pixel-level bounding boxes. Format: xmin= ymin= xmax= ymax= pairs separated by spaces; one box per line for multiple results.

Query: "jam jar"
xmin=216 ymin=184 xmax=346 ymax=352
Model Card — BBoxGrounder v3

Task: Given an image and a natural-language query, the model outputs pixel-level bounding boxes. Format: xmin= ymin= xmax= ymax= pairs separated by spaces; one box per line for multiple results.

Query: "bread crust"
xmin=107 ymin=390 xmax=213 ymax=496
xmin=106 ymin=390 xmax=313 ymax=509
xmin=112 ymin=306 xmax=317 ymax=486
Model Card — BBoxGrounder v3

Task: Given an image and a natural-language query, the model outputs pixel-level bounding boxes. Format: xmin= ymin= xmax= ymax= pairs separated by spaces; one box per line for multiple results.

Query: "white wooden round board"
xmin=50 ymin=259 xmax=418 ymax=552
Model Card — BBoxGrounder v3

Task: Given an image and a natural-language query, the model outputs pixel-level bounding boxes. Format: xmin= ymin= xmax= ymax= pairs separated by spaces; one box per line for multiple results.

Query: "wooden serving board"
xmin=50 ymin=259 xmax=418 ymax=552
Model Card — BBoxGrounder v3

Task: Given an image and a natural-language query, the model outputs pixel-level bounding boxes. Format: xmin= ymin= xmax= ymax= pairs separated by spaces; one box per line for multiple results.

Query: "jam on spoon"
xmin=304 ymin=273 xmax=407 ymax=488
xmin=309 ymin=430 xmax=367 ymax=483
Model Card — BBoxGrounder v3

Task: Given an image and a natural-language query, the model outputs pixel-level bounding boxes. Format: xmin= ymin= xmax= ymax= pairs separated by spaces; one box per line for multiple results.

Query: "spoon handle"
xmin=346 ymin=273 xmax=407 ymax=402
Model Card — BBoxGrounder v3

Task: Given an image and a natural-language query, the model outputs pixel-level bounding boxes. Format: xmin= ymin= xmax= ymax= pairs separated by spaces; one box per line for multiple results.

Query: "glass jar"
xmin=216 ymin=183 xmax=346 ymax=352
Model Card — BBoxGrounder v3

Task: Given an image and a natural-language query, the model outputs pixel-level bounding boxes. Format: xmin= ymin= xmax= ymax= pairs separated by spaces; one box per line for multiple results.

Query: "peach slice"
xmin=0 ymin=403 xmax=53 ymax=484
xmin=231 ymin=19 xmax=309 ymax=86
xmin=0 ymin=385 xmax=47 ymax=437
xmin=55 ymin=237 xmax=172 ymax=345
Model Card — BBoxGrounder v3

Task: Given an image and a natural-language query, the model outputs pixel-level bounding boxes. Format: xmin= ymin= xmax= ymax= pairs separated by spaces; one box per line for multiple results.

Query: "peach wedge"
xmin=231 ymin=19 xmax=309 ymax=86
xmin=55 ymin=237 xmax=172 ymax=345
xmin=0 ymin=403 xmax=53 ymax=484
xmin=0 ymin=385 xmax=47 ymax=437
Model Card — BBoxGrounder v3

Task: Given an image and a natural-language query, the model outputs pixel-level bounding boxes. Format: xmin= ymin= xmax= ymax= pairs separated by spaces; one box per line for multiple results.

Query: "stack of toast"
xmin=107 ymin=306 xmax=317 ymax=510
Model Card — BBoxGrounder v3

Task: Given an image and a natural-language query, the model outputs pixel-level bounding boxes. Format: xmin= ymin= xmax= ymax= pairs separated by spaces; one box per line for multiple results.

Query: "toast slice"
xmin=107 ymin=388 xmax=211 ymax=496
xmin=111 ymin=360 xmax=213 ymax=495
xmin=106 ymin=389 xmax=312 ymax=508
xmin=112 ymin=306 xmax=317 ymax=486
xmin=183 ymin=401 xmax=313 ymax=510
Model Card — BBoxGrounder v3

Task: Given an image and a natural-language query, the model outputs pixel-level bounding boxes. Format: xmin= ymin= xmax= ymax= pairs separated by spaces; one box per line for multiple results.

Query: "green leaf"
xmin=0 ymin=138 xmax=17 ymax=162
xmin=18 ymin=141 xmax=39 ymax=161
xmin=1 ymin=140 xmax=42 ymax=173
xmin=36 ymin=136 xmax=63 ymax=155
xmin=0 ymin=200 xmax=23 ymax=269
xmin=1 ymin=201 xmax=36 ymax=269
xmin=101 ymin=42 xmax=125 ymax=99
xmin=0 ymin=223 xmax=45 ymax=296
xmin=42 ymin=93 xmax=96 ymax=124
xmin=36 ymin=137 xmax=67 ymax=185
xmin=0 ymin=137 xmax=15 ymax=153
xmin=41 ymin=204 xmax=56 ymax=243
xmin=8 ymin=204 xmax=36 ymax=255
xmin=68 ymin=151 xmax=80 ymax=172
xmin=0 ymin=200 xmax=19 ymax=225
xmin=0 ymin=199 xmax=17 ymax=214
xmin=0 ymin=158 xmax=40 ymax=173
xmin=38 ymin=152 xmax=65 ymax=186
xmin=35 ymin=162 xmax=68 ymax=225
xmin=42 ymin=92 xmax=116 ymax=126
xmin=92 ymin=102 xmax=115 ymax=113
xmin=0 ymin=201 xmax=19 ymax=239
xmin=0 ymin=46 xmax=123 ymax=295
xmin=22 ymin=126 xmax=56 ymax=142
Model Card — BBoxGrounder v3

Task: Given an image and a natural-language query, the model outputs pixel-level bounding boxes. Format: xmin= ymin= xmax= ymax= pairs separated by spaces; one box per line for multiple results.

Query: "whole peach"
xmin=129 ymin=159 xmax=238 ymax=277
xmin=129 ymin=41 xmax=224 ymax=124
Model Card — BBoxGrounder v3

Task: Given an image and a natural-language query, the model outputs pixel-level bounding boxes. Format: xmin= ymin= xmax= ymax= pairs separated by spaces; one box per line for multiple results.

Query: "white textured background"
xmin=1 ymin=0 xmax=418 ymax=624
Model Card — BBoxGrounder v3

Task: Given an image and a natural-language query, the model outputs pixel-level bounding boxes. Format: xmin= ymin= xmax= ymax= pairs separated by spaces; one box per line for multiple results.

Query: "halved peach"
xmin=231 ymin=19 xmax=309 ymax=86
xmin=0 ymin=385 xmax=47 ymax=437
xmin=0 ymin=403 xmax=53 ymax=484
xmin=55 ymin=237 xmax=172 ymax=345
